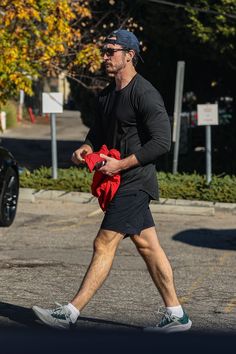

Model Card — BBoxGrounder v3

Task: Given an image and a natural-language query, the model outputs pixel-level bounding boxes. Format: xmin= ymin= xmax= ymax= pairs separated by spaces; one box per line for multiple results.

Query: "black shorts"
xmin=101 ymin=190 xmax=155 ymax=237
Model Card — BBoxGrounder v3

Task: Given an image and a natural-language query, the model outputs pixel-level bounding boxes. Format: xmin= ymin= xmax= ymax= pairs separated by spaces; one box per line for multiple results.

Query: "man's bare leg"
xmin=32 ymin=228 xmax=123 ymax=329
xmin=71 ymin=229 xmax=124 ymax=311
xmin=131 ymin=227 xmax=180 ymax=307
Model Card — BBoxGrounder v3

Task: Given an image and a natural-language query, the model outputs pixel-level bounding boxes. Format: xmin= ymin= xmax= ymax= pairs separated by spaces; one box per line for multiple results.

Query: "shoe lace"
xmin=154 ymin=307 xmax=179 ymax=327
xmin=52 ymin=302 xmax=70 ymax=318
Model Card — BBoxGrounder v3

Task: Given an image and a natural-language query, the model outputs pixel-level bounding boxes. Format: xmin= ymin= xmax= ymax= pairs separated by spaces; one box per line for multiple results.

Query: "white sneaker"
xmin=144 ymin=307 xmax=192 ymax=333
xmin=32 ymin=302 xmax=75 ymax=330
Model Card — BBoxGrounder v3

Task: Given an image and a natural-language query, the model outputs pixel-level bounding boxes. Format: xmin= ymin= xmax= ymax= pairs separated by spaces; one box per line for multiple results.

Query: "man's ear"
xmin=127 ymin=50 xmax=135 ymax=62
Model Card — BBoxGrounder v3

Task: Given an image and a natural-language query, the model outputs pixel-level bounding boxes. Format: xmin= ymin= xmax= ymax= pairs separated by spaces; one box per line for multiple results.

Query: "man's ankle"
xmin=67 ymin=303 xmax=80 ymax=323
xmin=166 ymin=305 xmax=184 ymax=318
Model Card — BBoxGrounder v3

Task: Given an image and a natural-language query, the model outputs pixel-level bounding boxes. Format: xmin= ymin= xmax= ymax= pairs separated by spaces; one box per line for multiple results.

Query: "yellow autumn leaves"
xmin=75 ymin=45 xmax=103 ymax=73
xmin=0 ymin=0 xmax=102 ymax=103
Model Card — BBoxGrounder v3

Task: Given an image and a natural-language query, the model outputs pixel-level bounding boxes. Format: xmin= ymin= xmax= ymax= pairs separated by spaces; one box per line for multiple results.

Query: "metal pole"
xmin=50 ymin=113 xmax=58 ymax=179
xmin=172 ymin=61 xmax=185 ymax=174
xmin=206 ymin=125 xmax=212 ymax=184
xmin=18 ymin=90 xmax=24 ymax=122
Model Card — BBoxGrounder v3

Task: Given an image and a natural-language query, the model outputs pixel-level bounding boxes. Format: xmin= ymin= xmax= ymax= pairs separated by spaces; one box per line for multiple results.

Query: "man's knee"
xmin=132 ymin=230 xmax=161 ymax=258
xmin=93 ymin=229 xmax=123 ymax=254
xmin=136 ymin=241 xmax=154 ymax=258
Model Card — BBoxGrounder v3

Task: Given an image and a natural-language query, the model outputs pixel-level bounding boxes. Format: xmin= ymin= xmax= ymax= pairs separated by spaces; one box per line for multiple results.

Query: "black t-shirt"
xmin=84 ymin=73 xmax=171 ymax=200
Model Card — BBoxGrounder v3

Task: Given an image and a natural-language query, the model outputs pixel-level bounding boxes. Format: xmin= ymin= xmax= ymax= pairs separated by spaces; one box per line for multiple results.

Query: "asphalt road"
xmin=0 ymin=198 xmax=235 ymax=335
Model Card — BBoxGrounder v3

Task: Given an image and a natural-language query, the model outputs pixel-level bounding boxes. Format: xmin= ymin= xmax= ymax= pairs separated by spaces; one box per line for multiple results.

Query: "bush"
xmin=19 ymin=168 xmax=236 ymax=203
xmin=158 ymin=172 xmax=236 ymax=203
xmin=20 ymin=167 xmax=93 ymax=193
xmin=1 ymin=100 xmax=18 ymax=129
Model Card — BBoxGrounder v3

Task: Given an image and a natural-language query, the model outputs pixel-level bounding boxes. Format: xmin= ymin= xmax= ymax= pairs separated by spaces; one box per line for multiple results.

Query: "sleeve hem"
xmin=134 ymin=152 xmax=145 ymax=166
xmin=84 ymin=139 xmax=94 ymax=151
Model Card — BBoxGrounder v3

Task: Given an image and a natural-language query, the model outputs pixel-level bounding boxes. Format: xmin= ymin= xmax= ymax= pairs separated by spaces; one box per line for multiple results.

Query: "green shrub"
xmin=158 ymin=172 xmax=236 ymax=203
xmin=20 ymin=168 xmax=236 ymax=203
xmin=20 ymin=167 xmax=93 ymax=193
xmin=1 ymin=100 xmax=18 ymax=129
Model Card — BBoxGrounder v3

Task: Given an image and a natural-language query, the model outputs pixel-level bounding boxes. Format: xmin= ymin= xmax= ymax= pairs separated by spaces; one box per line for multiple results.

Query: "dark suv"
xmin=0 ymin=146 xmax=19 ymax=226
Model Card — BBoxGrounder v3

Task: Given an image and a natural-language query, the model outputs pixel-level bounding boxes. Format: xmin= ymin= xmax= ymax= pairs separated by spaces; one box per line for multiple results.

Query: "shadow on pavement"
xmin=0 ymin=301 xmax=41 ymax=328
xmin=0 ymin=326 xmax=235 ymax=354
xmin=78 ymin=315 xmax=141 ymax=330
xmin=1 ymin=137 xmax=84 ymax=170
xmin=173 ymin=228 xmax=236 ymax=250
xmin=0 ymin=301 xmax=139 ymax=331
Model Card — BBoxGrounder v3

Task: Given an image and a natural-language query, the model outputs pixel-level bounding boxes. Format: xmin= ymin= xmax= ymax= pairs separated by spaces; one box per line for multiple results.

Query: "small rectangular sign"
xmin=42 ymin=92 xmax=63 ymax=113
xmin=197 ymin=104 xmax=218 ymax=126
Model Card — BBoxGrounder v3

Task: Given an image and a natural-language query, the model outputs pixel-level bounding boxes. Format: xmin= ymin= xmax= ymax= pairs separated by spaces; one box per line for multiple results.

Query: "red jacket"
xmin=84 ymin=145 xmax=121 ymax=211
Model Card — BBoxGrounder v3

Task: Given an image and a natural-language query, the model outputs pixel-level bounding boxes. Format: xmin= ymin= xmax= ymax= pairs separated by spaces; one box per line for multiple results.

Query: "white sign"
xmin=197 ymin=104 xmax=218 ymax=126
xmin=42 ymin=92 xmax=63 ymax=113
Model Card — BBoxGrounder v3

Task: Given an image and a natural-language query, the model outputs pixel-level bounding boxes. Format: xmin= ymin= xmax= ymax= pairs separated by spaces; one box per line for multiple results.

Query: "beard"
xmin=104 ymin=59 xmax=126 ymax=75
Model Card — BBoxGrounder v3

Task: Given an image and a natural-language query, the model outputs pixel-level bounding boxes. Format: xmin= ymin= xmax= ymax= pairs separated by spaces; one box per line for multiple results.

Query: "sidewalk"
xmin=19 ymin=188 xmax=236 ymax=215
xmin=0 ymin=110 xmax=89 ymax=141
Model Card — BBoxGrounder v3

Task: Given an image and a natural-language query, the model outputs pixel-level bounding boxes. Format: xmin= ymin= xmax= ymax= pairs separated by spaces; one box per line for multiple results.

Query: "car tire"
xmin=0 ymin=167 xmax=19 ymax=227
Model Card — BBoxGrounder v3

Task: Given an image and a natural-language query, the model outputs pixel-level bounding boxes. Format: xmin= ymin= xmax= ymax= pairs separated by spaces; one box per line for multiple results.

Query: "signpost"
xmin=197 ymin=104 xmax=219 ymax=184
xmin=172 ymin=61 xmax=185 ymax=174
xmin=18 ymin=90 xmax=24 ymax=122
xmin=42 ymin=92 xmax=63 ymax=179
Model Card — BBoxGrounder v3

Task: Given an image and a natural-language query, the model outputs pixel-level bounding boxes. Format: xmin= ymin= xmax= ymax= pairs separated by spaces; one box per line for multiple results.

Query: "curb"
xmin=19 ymin=188 xmax=96 ymax=204
xmin=19 ymin=188 xmax=236 ymax=216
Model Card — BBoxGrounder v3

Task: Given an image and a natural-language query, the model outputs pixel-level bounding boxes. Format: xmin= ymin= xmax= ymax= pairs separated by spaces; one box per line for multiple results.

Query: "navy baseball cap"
xmin=104 ymin=29 xmax=144 ymax=62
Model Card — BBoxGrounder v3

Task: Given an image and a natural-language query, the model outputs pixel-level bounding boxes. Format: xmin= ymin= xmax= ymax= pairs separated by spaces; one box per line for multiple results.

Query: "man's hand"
xmin=99 ymin=153 xmax=140 ymax=176
xmin=98 ymin=154 xmax=121 ymax=176
xmin=71 ymin=144 xmax=93 ymax=166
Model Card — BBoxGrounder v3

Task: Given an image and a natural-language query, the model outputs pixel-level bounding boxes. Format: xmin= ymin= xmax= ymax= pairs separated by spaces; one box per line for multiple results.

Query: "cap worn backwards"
xmin=104 ymin=29 xmax=144 ymax=62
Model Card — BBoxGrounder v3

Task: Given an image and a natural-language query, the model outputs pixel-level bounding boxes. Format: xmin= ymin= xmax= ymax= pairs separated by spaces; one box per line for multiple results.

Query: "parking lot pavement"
xmin=0 ymin=198 xmax=235 ymax=335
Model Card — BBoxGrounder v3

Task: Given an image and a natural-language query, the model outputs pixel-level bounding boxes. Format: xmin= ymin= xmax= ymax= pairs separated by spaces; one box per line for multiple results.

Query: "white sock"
xmin=166 ymin=305 xmax=184 ymax=318
xmin=67 ymin=303 xmax=80 ymax=323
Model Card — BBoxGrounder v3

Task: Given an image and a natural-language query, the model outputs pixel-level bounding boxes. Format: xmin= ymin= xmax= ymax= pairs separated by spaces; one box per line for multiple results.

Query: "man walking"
xmin=33 ymin=29 xmax=192 ymax=333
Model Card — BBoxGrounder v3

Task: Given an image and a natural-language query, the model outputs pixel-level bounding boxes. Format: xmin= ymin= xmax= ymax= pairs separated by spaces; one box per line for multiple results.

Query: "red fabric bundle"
xmin=84 ymin=145 xmax=121 ymax=211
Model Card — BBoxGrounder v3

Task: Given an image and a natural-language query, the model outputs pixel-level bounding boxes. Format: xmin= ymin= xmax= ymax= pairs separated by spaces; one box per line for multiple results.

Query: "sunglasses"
xmin=101 ymin=47 xmax=128 ymax=57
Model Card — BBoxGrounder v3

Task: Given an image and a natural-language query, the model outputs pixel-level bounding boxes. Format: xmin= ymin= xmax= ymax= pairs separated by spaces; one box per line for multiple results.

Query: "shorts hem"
xmin=100 ymin=226 xmax=126 ymax=235
xmin=100 ymin=224 xmax=155 ymax=237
